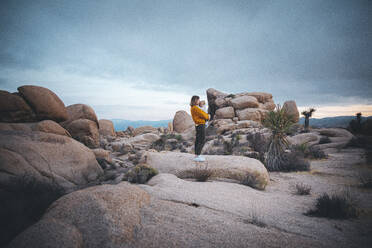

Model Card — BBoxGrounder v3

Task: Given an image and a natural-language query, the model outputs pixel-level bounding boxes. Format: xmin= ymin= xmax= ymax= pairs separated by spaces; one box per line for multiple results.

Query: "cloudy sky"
xmin=1 ymin=0 xmax=371 ymax=120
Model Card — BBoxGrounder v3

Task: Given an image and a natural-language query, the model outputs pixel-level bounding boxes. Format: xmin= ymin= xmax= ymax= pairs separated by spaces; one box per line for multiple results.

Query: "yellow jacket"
xmin=190 ymin=105 xmax=209 ymax=125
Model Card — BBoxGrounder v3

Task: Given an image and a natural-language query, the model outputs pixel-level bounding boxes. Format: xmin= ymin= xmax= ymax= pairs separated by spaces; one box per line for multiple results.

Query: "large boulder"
xmin=65 ymin=119 xmax=100 ymax=148
xmin=0 ymin=130 xmax=103 ymax=191
xmin=133 ymin=125 xmax=158 ymax=136
xmin=229 ymin=95 xmax=259 ymax=109
xmin=98 ymin=119 xmax=116 ymax=137
xmin=215 ymin=106 xmax=235 ymax=119
xmin=236 ymin=108 xmax=261 ymax=122
xmin=288 ymin=133 xmax=320 ymax=146
xmin=246 ymin=92 xmax=273 ymax=103
xmin=0 ymin=120 xmax=71 ymax=137
xmin=206 ymin=88 xmax=228 ymax=119
xmin=126 ymin=133 xmax=160 ymax=150
xmin=17 ymin=85 xmax=68 ymax=122
xmin=142 ymin=151 xmax=269 ymax=190
xmin=173 ymin=110 xmax=194 ymax=133
xmin=8 ymin=182 xmax=150 ymax=248
xmin=312 ymin=128 xmax=354 ymax=150
xmin=62 ymin=104 xmax=99 ymax=127
xmin=283 ymin=100 xmax=299 ymax=123
xmin=0 ymin=90 xmax=36 ymax=122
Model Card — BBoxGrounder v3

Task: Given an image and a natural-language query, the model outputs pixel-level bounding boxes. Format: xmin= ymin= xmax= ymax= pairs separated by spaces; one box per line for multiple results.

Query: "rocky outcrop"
xmin=142 ymin=151 xmax=269 ymax=190
xmin=65 ymin=119 xmax=100 ymax=148
xmin=283 ymin=100 xmax=299 ymax=123
xmin=17 ymin=85 xmax=68 ymax=122
xmin=98 ymin=119 xmax=116 ymax=137
xmin=173 ymin=110 xmax=194 ymax=133
xmin=0 ymin=130 xmax=103 ymax=191
xmin=62 ymin=104 xmax=99 ymax=127
xmin=0 ymin=120 xmax=71 ymax=137
xmin=206 ymin=88 xmax=274 ymax=122
xmin=8 ymin=182 xmax=150 ymax=248
xmin=133 ymin=125 xmax=158 ymax=136
xmin=0 ymin=90 xmax=36 ymax=122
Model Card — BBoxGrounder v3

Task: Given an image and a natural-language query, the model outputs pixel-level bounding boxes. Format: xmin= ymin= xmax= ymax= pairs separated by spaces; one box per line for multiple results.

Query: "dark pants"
xmin=195 ymin=124 xmax=206 ymax=155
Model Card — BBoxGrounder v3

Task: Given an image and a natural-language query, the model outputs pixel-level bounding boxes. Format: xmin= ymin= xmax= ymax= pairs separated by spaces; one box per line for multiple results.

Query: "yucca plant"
xmin=301 ymin=108 xmax=316 ymax=131
xmin=263 ymin=105 xmax=295 ymax=171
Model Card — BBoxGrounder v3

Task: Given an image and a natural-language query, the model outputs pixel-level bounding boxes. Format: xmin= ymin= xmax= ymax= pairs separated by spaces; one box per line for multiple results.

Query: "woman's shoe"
xmin=193 ymin=155 xmax=206 ymax=162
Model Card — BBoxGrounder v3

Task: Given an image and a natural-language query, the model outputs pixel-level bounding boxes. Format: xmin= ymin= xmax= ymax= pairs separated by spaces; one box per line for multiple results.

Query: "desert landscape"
xmin=0 ymin=85 xmax=371 ymax=248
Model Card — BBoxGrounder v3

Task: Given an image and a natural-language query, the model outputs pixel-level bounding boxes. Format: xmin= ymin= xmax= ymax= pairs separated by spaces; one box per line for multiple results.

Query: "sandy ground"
xmin=136 ymin=148 xmax=372 ymax=248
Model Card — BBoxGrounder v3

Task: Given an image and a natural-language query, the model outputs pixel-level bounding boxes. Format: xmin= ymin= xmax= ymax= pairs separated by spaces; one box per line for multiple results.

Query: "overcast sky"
xmin=1 ymin=0 xmax=371 ymax=120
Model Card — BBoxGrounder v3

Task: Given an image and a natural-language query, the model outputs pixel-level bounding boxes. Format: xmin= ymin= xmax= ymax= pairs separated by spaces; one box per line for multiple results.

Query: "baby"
xmin=199 ymin=100 xmax=209 ymax=126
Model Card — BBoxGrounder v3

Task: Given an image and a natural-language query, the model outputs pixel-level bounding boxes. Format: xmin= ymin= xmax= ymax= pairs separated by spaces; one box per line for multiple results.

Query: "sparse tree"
xmin=263 ymin=105 xmax=295 ymax=171
xmin=301 ymin=108 xmax=316 ymax=132
xmin=356 ymin=112 xmax=362 ymax=126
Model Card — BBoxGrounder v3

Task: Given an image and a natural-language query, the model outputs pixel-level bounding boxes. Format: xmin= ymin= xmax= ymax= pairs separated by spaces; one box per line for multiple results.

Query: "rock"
xmin=98 ymin=119 xmax=116 ymax=137
xmin=216 ymin=120 xmax=262 ymax=135
xmin=126 ymin=126 xmax=135 ymax=135
xmin=111 ymin=140 xmax=133 ymax=154
xmin=133 ymin=125 xmax=158 ymax=136
xmin=173 ymin=111 xmax=194 ymax=133
xmin=142 ymin=151 xmax=269 ymax=190
xmin=246 ymin=92 xmax=273 ymax=103
xmin=206 ymin=88 xmax=228 ymax=119
xmin=62 ymin=104 xmax=99 ymax=128
xmin=0 ymin=120 xmax=71 ymax=137
xmin=0 ymin=130 xmax=103 ymax=191
xmin=288 ymin=133 xmax=320 ymax=146
xmin=236 ymin=108 xmax=261 ymax=122
xmin=92 ymin=148 xmax=112 ymax=164
xmin=127 ymin=133 xmax=160 ymax=150
xmin=312 ymin=128 xmax=354 ymax=150
xmin=215 ymin=97 xmax=228 ymax=108
xmin=283 ymin=100 xmax=299 ymax=123
xmin=0 ymin=90 xmax=36 ymax=122
xmin=8 ymin=182 xmax=150 ymax=248
xmin=262 ymin=99 xmax=276 ymax=111
xmin=65 ymin=119 xmax=100 ymax=148
xmin=215 ymin=106 xmax=235 ymax=119
xmin=17 ymin=85 xmax=68 ymax=122
xmin=229 ymin=95 xmax=259 ymax=109
xmin=179 ymin=127 xmax=196 ymax=141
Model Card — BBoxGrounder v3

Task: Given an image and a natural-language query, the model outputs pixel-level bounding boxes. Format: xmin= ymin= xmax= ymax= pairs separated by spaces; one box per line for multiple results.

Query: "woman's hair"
xmin=190 ymin=95 xmax=200 ymax=106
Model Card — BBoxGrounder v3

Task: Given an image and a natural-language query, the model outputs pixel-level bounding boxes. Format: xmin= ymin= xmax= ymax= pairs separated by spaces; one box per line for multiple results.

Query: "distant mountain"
xmin=111 ymin=119 xmax=172 ymax=131
xmin=299 ymin=116 xmax=372 ymax=128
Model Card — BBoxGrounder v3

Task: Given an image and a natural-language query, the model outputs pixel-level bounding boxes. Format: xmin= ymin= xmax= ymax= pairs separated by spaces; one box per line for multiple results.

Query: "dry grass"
xmin=293 ymin=183 xmax=312 ymax=195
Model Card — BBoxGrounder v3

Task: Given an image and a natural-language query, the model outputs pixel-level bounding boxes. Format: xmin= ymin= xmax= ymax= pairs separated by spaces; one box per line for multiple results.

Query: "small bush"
xmin=151 ymin=134 xmax=183 ymax=151
xmin=308 ymin=146 xmax=327 ymax=159
xmin=272 ymin=151 xmax=310 ymax=172
xmin=359 ymin=172 xmax=372 ymax=188
xmin=319 ymin=136 xmax=331 ymax=144
xmin=125 ymin=164 xmax=158 ymax=184
xmin=0 ymin=175 xmax=65 ymax=246
xmin=306 ymin=192 xmax=358 ymax=219
xmin=293 ymin=183 xmax=312 ymax=195
xmin=177 ymin=164 xmax=214 ymax=182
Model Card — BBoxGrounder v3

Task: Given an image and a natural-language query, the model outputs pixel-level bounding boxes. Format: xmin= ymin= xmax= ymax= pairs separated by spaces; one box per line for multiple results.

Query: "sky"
xmin=1 ymin=0 xmax=371 ymax=120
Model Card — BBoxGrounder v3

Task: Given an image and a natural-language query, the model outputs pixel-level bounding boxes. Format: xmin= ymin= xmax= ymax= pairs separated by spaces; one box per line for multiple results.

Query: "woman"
xmin=190 ymin=95 xmax=210 ymax=162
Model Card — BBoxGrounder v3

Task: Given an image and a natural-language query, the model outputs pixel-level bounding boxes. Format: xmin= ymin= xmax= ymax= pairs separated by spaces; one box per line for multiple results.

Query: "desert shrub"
xmin=279 ymin=151 xmax=310 ymax=172
xmin=177 ymin=164 xmax=214 ymax=182
xmin=263 ymin=105 xmax=295 ymax=171
xmin=227 ymin=94 xmax=236 ymax=98
xmin=306 ymin=192 xmax=358 ymax=219
xmin=124 ymin=164 xmax=158 ymax=184
xmin=293 ymin=183 xmax=312 ymax=195
xmin=308 ymin=146 xmax=327 ymax=159
xmin=359 ymin=172 xmax=372 ymax=188
xmin=223 ymin=141 xmax=233 ymax=155
xmin=0 ymin=175 xmax=65 ymax=246
xmin=319 ymin=136 xmax=331 ymax=144
xmin=240 ymin=172 xmax=266 ymax=190
xmin=151 ymin=134 xmax=183 ymax=151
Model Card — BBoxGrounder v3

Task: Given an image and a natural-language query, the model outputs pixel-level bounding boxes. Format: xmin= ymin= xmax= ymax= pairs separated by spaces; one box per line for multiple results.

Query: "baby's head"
xmin=199 ymin=100 xmax=206 ymax=107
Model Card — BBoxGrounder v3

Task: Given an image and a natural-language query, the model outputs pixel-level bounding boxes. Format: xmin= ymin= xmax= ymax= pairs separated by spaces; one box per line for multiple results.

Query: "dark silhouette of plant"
xmin=306 ymin=191 xmax=358 ymax=219
xmin=263 ymin=105 xmax=295 ymax=171
xmin=301 ymin=108 xmax=316 ymax=131
xmin=293 ymin=183 xmax=312 ymax=195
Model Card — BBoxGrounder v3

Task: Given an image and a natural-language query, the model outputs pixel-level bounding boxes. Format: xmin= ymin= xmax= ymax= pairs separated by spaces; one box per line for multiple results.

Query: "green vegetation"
xmin=125 ymin=164 xmax=158 ymax=184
